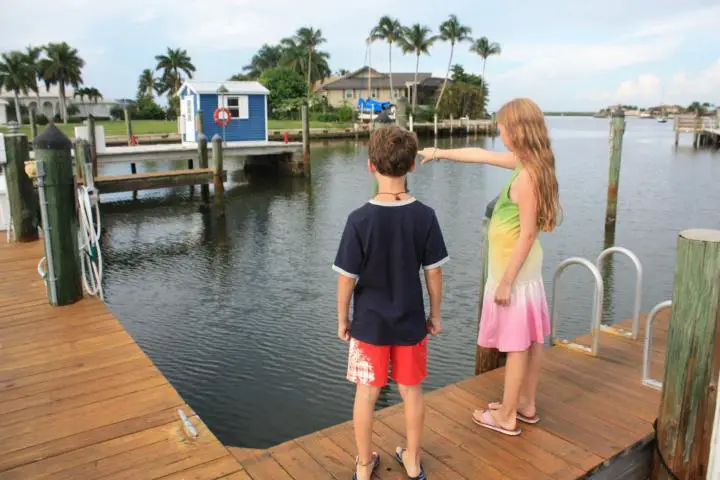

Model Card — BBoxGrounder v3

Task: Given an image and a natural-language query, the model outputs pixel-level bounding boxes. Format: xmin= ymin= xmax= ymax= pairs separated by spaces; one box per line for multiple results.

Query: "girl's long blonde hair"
xmin=497 ymin=98 xmax=561 ymax=232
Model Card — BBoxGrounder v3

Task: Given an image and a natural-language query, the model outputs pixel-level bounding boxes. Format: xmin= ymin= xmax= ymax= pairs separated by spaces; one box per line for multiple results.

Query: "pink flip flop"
xmin=487 ymin=401 xmax=540 ymax=424
xmin=472 ymin=409 xmax=522 ymax=436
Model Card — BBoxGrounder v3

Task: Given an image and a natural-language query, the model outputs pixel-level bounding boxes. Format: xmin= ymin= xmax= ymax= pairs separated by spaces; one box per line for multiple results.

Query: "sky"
xmin=1 ymin=0 xmax=719 ymax=111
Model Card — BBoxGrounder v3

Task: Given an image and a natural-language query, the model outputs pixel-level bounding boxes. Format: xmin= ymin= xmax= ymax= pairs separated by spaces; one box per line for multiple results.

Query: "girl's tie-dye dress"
xmin=477 ymin=165 xmax=550 ymax=352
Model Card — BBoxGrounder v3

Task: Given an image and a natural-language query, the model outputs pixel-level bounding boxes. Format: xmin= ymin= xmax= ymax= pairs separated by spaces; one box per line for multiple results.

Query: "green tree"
xmin=74 ymin=86 xmax=102 ymax=117
xmin=436 ymin=82 xmax=488 ymax=119
xmin=229 ymin=73 xmax=252 ymax=81
xmin=450 ymin=64 xmax=485 ymax=88
xmin=258 ymin=68 xmax=306 ymax=116
xmin=154 ymin=47 xmax=195 ymax=96
xmin=37 ymin=42 xmax=85 ymax=123
xmin=279 ymin=31 xmax=330 ymax=99
xmin=23 ymin=46 xmax=42 ymax=103
xmin=138 ymin=69 xmax=163 ymax=98
xmin=243 ymin=44 xmax=283 ymax=78
xmin=0 ymin=51 xmax=37 ymax=124
xmin=295 ymin=27 xmax=328 ymax=101
xmin=436 ymin=15 xmax=472 ymax=111
xmin=370 ymin=16 xmax=404 ymax=102
xmin=397 ymin=24 xmax=437 ymax=113
xmin=470 ymin=36 xmax=502 ymax=78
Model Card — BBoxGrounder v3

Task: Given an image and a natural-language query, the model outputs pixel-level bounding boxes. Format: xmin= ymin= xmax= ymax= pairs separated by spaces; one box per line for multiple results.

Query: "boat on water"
xmin=639 ymin=111 xmax=653 ymax=119
xmin=656 ymin=116 xmax=669 ymax=123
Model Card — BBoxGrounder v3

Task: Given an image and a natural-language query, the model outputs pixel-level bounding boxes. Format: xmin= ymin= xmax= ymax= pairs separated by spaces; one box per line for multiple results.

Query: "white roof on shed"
xmin=180 ymin=81 xmax=269 ymax=96
xmin=0 ymin=99 xmax=8 ymax=105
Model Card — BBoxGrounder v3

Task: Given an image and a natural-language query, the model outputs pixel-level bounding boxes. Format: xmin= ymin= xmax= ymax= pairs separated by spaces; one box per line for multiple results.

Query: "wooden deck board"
xmin=0 ymin=239 xmax=243 ymax=479
xmin=0 ymin=238 xmax=667 ymax=479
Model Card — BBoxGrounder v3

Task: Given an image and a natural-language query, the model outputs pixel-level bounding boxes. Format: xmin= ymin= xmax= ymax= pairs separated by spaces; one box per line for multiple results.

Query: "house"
xmin=178 ymin=81 xmax=269 ymax=144
xmin=0 ymin=99 xmax=7 ymax=125
xmin=316 ymin=66 xmax=445 ymax=108
xmin=0 ymin=82 xmax=118 ymax=120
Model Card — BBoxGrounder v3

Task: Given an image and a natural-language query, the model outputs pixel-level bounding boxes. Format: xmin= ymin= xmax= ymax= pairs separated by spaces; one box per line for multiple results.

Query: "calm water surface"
xmin=99 ymin=117 xmax=720 ymax=448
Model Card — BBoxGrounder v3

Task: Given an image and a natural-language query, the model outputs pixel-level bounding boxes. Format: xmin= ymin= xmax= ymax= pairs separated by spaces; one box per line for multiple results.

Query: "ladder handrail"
xmin=550 ymin=257 xmax=604 ymax=356
xmin=643 ymin=300 xmax=671 ymax=391
xmin=595 ymin=247 xmax=643 ymax=339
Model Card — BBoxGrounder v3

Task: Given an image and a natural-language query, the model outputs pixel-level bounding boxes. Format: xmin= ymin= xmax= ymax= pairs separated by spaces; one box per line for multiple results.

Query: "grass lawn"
xmin=0 ymin=119 xmax=355 ymax=139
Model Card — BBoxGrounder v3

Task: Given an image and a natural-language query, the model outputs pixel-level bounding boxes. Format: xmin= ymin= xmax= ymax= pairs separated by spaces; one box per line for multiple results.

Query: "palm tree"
xmin=243 ymin=44 xmax=283 ymax=78
xmin=279 ymin=33 xmax=330 ymax=98
xmin=435 ymin=15 xmax=472 ymax=110
xmin=295 ymin=27 xmax=328 ymax=101
xmin=37 ymin=42 xmax=85 ymax=123
xmin=23 ymin=46 xmax=41 ymax=102
xmin=0 ymin=51 xmax=36 ymax=124
xmin=370 ymin=16 xmax=404 ymax=102
xmin=137 ymin=69 xmax=163 ymax=98
xmin=397 ymin=24 xmax=437 ymax=113
xmin=154 ymin=48 xmax=195 ymax=96
xmin=73 ymin=86 xmax=102 ymax=117
xmin=470 ymin=37 xmax=502 ymax=78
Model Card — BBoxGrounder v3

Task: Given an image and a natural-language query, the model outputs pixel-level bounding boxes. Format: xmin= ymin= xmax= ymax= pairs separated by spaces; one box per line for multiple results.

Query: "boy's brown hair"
xmin=368 ymin=125 xmax=418 ymax=177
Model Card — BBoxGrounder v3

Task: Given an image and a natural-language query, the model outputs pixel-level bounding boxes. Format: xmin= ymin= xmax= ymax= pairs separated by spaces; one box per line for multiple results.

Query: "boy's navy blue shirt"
xmin=333 ymin=198 xmax=449 ymax=346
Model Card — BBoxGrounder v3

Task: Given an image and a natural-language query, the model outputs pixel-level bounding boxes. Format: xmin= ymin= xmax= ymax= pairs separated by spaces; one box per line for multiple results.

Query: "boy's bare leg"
xmin=398 ymin=384 xmax=424 ymax=477
xmin=354 ymin=384 xmax=381 ymax=480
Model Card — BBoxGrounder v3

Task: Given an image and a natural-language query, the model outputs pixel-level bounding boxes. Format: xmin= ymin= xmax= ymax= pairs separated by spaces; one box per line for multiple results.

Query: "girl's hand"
xmin=418 ymin=147 xmax=439 ymax=165
xmin=494 ymin=281 xmax=512 ymax=306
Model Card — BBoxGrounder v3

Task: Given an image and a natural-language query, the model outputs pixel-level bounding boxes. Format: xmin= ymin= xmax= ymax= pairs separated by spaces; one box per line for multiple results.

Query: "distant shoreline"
xmin=543 ymin=112 xmax=596 ymax=117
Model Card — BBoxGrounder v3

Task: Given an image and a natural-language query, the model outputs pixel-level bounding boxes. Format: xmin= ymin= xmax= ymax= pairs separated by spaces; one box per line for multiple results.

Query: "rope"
xmin=77 ymin=184 xmax=104 ymax=300
xmin=653 ymin=419 xmax=680 ymax=480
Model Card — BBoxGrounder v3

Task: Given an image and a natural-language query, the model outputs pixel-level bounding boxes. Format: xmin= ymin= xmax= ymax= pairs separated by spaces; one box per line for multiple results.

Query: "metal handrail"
xmin=550 ymin=257 xmax=604 ymax=356
xmin=595 ymin=247 xmax=643 ymax=339
xmin=643 ymin=300 xmax=671 ymax=390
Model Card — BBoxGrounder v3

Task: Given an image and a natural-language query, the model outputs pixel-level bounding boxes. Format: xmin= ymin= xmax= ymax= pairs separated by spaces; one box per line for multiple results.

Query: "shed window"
xmin=219 ymin=95 xmax=249 ymax=119
xmin=344 ymin=89 xmax=354 ymax=99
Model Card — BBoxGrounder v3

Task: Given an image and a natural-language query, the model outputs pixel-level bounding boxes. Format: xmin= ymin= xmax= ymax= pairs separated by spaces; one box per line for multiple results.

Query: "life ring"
xmin=214 ymin=107 xmax=232 ymax=127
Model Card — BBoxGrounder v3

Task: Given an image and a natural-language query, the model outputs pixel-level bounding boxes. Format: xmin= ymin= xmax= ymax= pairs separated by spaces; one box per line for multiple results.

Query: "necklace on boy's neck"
xmin=375 ymin=191 xmax=408 ymax=201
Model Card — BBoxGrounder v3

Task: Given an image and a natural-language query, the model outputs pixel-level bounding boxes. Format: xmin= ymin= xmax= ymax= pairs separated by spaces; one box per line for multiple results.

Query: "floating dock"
xmin=0 ymin=237 xmax=667 ymax=479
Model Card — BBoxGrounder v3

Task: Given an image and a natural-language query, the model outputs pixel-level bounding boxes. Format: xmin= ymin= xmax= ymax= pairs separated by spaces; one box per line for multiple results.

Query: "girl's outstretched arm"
xmin=494 ymin=170 xmax=539 ymax=304
xmin=418 ymin=147 xmax=518 ymax=170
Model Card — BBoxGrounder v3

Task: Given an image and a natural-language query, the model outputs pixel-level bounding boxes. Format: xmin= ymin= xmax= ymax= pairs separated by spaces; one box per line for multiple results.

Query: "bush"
xmin=110 ymin=105 xmax=124 ymax=120
xmin=66 ymin=104 xmax=80 ymax=116
xmin=20 ymin=113 xmax=50 ymax=125
xmin=259 ymin=68 xmax=306 ymax=115
xmin=337 ymin=105 xmax=354 ymax=122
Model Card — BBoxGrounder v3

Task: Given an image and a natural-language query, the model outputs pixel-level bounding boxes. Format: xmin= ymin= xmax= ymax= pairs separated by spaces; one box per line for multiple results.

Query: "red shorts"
xmin=347 ymin=338 xmax=428 ymax=387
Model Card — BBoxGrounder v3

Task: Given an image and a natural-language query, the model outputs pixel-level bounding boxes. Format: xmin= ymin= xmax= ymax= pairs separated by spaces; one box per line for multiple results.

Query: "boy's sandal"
xmin=472 ymin=408 xmax=522 ymax=436
xmin=393 ymin=447 xmax=427 ymax=480
xmin=352 ymin=452 xmax=380 ymax=480
xmin=487 ymin=401 xmax=540 ymax=424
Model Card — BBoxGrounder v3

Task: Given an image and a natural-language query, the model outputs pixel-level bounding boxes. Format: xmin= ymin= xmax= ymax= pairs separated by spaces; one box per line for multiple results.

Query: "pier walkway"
xmin=0 ymin=238 xmax=667 ymax=479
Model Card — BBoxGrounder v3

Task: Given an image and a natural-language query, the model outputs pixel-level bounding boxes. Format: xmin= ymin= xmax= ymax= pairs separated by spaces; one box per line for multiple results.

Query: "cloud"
xmin=630 ymin=5 xmax=720 ymax=38
xmin=580 ymin=58 xmax=720 ymax=106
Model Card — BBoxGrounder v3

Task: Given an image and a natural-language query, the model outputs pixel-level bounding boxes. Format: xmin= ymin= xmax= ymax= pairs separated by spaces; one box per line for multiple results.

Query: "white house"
xmin=0 ymin=82 xmax=118 ymax=121
xmin=0 ymin=99 xmax=7 ymax=125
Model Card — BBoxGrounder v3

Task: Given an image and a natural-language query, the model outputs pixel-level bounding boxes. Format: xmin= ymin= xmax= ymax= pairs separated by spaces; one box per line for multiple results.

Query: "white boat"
xmin=639 ymin=112 xmax=653 ymax=119
xmin=656 ymin=116 xmax=668 ymax=123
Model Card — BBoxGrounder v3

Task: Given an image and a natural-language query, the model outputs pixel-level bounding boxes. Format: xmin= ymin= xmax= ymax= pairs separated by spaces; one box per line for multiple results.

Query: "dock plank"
xmin=0 ymin=239 xmax=243 ymax=479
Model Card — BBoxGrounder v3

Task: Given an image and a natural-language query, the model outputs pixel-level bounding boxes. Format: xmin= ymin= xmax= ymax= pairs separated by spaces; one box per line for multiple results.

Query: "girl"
xmin=419 ymin=97 xmax=560 ymax=436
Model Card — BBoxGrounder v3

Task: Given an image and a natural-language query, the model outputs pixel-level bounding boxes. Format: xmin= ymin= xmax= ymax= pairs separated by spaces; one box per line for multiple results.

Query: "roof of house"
xmin=180 ymin=81 xmax=269 ymax=96
xmin=317 ymin=66 xmax=440 ymax=91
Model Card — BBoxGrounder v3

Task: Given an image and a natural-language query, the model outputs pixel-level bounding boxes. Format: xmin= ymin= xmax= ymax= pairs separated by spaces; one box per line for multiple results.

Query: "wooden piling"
xmin=395 ymin=97 xmax=408 ymax=129
xmin=3 ymin=133 xmax=38 ymax=241
xmin=196 ymin=110 xmax=204 ymax=137
xmin=433 ymin=114 xmax=438 ymax=137
xmin=654 ymin=229 xmax=720 ymax=479
xmin=212 ymin=134 xmax=225 ymax=216
xmin=197 ymin=134 xmax=209 ymax=204
xmin=409 ymin=114 xmax=414 ymax=132
xmin=450 ymin=115 xmax=454 ymax=136
xmin=29 ymin=109 xmax=38 ymax=140
xmin=475 ymin=195 xmax=504 ymax=374
xmin=87 ymin=115 xmax=98 ymax=178
xmin=123 ymin=107 xmax=133 ymax=146
xmin=692 ymin=111 xmax=701 ymax=148
xmin=604 ymin=108 xmax=625 ymax=232
xmin=301 ymin=104 xmax=310 ymax=172
xmin=73 ymin=139 xmax=87 ymax=183
xmin=33 ymin=124 xmax=82 ymax=306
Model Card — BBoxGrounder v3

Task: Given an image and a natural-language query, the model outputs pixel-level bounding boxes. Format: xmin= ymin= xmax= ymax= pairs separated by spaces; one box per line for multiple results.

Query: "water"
xmin=99 ymin=117 xmax=720 ymax=448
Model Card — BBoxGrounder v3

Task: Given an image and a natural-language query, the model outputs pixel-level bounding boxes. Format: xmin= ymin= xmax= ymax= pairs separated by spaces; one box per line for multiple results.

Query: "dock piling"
xmin=87 ymin=115 xmax=98 ymax=178
xmin=3 ymin=132 xmax=38 ymax=241
xmin=196 ymin=110 xmax=204 ymax=137
xmin=212 ymin=134 xmax=225 ymax=216
xmin=301 ymin=104 xmax=310 ymax=172
xmin=33 ymin=124 xmax=82 ymax=306
xmin=123 ymin=106 xmax=133 ymax=146
xmin=198 ymin=134 xmax=209 ymax=204
xmin=409 ymin=114 xmax=414 ymax=133
xmin=604 ymin=107 xmax=625 ymax=234
xmin=433 ymin=114 xmax=438 ymax=137
xmin=450 ymin=115 xmax=454 ymax=136
xmin=654 ymin=229 xmax=720 ymax=479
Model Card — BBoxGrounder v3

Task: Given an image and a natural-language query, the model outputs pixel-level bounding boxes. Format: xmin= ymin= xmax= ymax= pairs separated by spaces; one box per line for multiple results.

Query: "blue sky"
xmin=1 ymin=0 xmax=718 ymax=111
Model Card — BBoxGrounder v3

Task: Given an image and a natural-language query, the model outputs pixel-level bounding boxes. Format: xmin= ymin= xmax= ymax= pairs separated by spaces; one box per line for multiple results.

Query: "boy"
xmin=333 ymin=126 xmax=448 ymax=480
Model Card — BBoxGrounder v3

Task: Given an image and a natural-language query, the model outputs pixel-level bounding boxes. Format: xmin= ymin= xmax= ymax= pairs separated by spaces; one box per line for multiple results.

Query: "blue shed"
xmin=178 ymin=81 xmax=269 ymax=144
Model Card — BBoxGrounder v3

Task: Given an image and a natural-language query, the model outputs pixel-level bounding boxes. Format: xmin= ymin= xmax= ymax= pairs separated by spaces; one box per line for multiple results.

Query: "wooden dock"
xmin=0 ymin=239 xmax=247 ymax=479
xmin=95 ymin=168 xmax=226 ymax=194
xmin=0 ymin=236 xmax=668 ymax=479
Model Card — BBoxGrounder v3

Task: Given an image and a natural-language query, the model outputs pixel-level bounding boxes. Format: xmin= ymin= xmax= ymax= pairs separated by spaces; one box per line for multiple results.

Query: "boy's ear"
xmin=409 ymin=158 xmax=416 ymax=172
xmin=367 ymin=159 xmax=376 ymax=173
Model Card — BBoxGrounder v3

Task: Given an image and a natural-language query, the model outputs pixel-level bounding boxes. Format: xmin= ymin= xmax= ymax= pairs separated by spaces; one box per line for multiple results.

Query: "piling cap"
xmin=211 ymin=134 xmax=223 ymax=142
xmin=33 ymin=123 xmax=72 ymax=150
xmin=611 ymin=107 xmax=625 ymax=118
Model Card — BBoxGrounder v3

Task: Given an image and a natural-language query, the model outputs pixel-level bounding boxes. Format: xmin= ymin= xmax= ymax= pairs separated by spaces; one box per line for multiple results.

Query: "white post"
xmin=709 ymin=375 xmax=720 ymax=480
xmin=450 ymin=115 xmax=454 ymax=135
xmin=409 ymin=114 xmax=414 ymax=132
xmin=433 ymin=114 xmax=438 ymax=137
